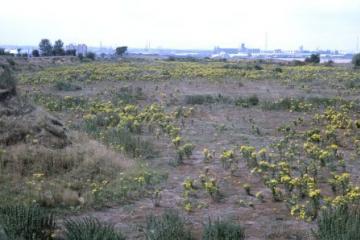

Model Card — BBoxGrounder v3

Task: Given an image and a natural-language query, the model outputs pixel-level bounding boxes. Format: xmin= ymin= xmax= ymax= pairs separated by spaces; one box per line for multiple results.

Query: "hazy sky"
xmin=1 ymin=0 xmax=359 ymax=51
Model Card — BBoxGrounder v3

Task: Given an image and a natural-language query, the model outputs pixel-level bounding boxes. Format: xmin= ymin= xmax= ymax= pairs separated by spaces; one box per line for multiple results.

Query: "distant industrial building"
xmin=214 ymin=43 xmax=260 ymax=55
xmin=65 ymin=44 xmax=87 ymax=56
xmin=213 ymin=46 xmax=238 ymax=54
xmin=239 ymin=43 xmax=260 ymax=54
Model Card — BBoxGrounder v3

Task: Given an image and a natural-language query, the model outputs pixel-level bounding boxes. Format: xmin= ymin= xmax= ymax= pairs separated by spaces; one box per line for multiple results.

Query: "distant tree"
xmin=0 ymin=48 xmax=5 ymax=55
xmin=16 ymin=48 xmax=21 ymax=57
xmin=86 ymin=52 xmax=96 ymax=60
xmin=78 ymin=53 xmax=84 ymax=61
xmin=65 ymin=49 xmax=76 ymax=56
xmin=32 ymin=49 xmax=40 ymax=57
xmin=305 ymin=53 xmax=320 ymax=64
xmin=352 ymin=53 xmax=360 ymax=68
xmin=115 ymin=46 xmax=128 ymax=56
xmin=53 ymin=39 xmax=65 ymax=56
xmin=39 ymin=39 xmax=53 ymax=56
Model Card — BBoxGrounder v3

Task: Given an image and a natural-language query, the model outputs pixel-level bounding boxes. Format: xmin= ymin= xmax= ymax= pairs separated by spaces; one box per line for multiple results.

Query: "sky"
xmin=0 ymin=0 xmax=359 ymax=51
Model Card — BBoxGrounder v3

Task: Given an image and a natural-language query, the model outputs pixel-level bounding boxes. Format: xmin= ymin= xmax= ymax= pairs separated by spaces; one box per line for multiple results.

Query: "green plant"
xmin=220 ymin=150 xmax=235 ymax=169
xmin=143 ymin=210 xmax=193 ymax=240
xmin=0 ymin=204 xmax=56 ymax=240
xmin=202 ymin=219 xmax=245 ymax=240
xmin=64 ymin=217 xmax=125 ymax=240
xmin=151 ymin=189 xmax=162 ymax=207
xmin=243 ymin=184 xmax=251 ymax=196
xmin=255 ymin=191 xmax=265 ymax=202
xmin=313 ymin=204 xmax=360 ymax=240
xmin=176 ymin=143 xmax=195 ymax=164
xmin=204 ymin=178 xmax=221 ymax=201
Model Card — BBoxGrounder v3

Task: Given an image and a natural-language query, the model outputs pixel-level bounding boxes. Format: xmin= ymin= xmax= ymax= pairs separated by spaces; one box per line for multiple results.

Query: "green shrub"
xmin=234 ymin=95 xmax=259 ymax=107
xmin=176 ymin=143 xmax=195 ymax=164
xmin=0 ymin=64 xmax=16 ymax=91
xmin=305 ymin=54 xmax=320 ymax=64
xmin=0 ymin=205 xmax=56 ymax=240
xmin=143 ymin=210 xmax=193 ymax=240
xmin=254 ymin=64 xmax=263 ymax=70
xmin=86 ymin=52 xmax=96 ymax=60
xmin=185 ymin=94 xmax=215 ymax=105
xmin=103 ymin=128 xmax=157 ymax=159
xmin=54 ymin=80 xmax=81 ymax=91
xmin=353 ymin=53 xmax=360 ymax=68
xmin=64 ymin=217 xmax=125 ymax=240
xmin=112 ymin=86 xmax=145 ymax=104
xmin=184 ymin=94 xmax=232 ymax=105
xmin=273 ymin=67 xmax=283 ymax=73
xmin=202 ymin=219 xmax=245 ymax=240
xmin=344 ymin=78 xmax=360 ymax=89
xmin=313 ymin=205 xmax=360 ymax=240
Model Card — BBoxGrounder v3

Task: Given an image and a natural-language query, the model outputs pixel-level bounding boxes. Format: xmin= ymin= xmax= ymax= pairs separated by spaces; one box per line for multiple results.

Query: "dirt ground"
xmin=19 ymin=77 xmax=327 ymax=239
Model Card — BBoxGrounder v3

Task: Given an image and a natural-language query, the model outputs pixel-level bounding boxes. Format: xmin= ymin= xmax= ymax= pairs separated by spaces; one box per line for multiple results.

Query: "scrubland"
xmin=1 ymin=56 xmax=360 ymax=239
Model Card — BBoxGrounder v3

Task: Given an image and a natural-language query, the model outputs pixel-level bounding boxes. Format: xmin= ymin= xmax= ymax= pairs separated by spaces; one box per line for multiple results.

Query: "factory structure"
xmin=65 ymin=44 xmax=88 ymax=56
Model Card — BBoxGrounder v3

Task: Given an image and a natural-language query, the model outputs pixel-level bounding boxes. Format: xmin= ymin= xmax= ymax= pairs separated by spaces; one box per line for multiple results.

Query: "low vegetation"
xmin=64 ymin=217 xmax=126 ymax=240
xmin=0 ymin=205 xmax=56 ymax=240
xmin=314 ymin=204 xmax=360 ymax=240
xmin=202 ymin=219 xmax=245 ymax=240
xmin=142 ymin=210 xmax=193 ymax=240
xmin=3 ymin=56 xmax=360 ymax=238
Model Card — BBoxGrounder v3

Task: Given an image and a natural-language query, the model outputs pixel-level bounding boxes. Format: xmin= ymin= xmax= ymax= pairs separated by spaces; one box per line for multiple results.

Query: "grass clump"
xmin=64 ymin=217 xmax=125 ymax=240
xmin=87 ymin=127 xmax=157 ymax=159
xmin=175 ymin=143 xmax=195 ymax=165
xmin=313 ymin=204 xmax=360 ymax=240
xmin=143 ymin=210 xmax=193 ymax=240
xmin=0 ymin=204 xmax=56 ymax=240
xmin=202 ymin=219 xmax=245 ymax=240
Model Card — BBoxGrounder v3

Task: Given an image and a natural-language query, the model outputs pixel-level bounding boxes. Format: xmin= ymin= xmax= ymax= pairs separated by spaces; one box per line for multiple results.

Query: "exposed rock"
xmin=0 ymin=96 xmax=71 ymax=148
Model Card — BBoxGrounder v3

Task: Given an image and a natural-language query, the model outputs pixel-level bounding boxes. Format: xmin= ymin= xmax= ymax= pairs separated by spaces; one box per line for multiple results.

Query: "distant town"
xmin=0 ymin=41 xmax=356 ymax=63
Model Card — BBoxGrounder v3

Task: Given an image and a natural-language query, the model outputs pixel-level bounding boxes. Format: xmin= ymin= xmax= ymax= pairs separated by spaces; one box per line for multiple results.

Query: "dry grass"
xmin=0 ymin=132 xmax=138 ymax=209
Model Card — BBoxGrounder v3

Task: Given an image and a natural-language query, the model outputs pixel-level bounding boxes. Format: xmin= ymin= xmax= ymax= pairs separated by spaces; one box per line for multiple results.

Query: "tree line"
xmin=0 ymin=39 xmax=128 ymax=60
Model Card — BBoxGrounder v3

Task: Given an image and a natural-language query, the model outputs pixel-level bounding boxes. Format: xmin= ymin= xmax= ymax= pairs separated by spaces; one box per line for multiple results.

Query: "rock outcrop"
xmin=0 ymin=64 xmax=71 ymax=148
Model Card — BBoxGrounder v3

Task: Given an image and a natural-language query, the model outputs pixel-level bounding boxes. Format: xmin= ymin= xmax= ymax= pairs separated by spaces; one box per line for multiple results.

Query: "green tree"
xmin=32 ymin=49 xmax=40 ymax=57
xmin=53 ymin=39 xmax=65 ymax=56
xmin=16 ymin=48 xmax=21 ymax=57
xmin=39 ymin=39 xmax=53 ymax=56
xmin=65 ymin=49 xmax=76 ymax=56
xmin=305 ymin=53 xmax=320 ymax=64
xmin=115 ymin=46 xmax=128 ymax=56
xmin=86 ymin=52 xmax=96 ymax=60
xmin=352 ymin=53 xmax=360 ymax=68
